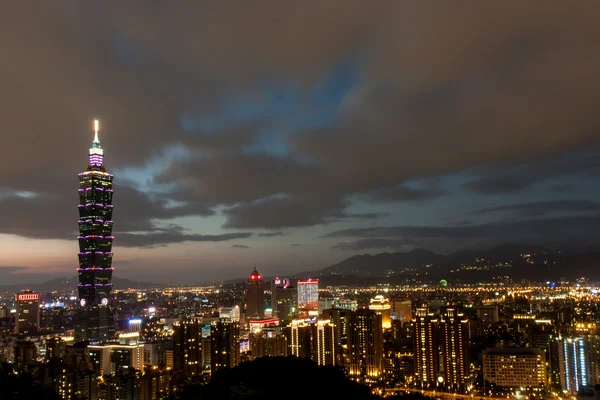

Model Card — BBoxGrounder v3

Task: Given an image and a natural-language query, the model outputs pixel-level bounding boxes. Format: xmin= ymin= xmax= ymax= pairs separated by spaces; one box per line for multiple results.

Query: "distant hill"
xmin=294 ymin=243 xmax=600 ymax=284
xmin=0 ymin=276 xmax=164 ymax=294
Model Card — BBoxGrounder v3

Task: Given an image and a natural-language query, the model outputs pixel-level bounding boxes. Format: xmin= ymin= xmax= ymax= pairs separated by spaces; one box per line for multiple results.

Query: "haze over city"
xmin=2 ymin=2 xmax=600 ymax=285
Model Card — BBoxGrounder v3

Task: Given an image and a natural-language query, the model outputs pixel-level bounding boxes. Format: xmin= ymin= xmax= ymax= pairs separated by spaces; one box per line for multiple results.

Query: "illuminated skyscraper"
xmin=245 ymin=267 xmax=265 ymax=320
xmin=348 ymin=309 xmax=383 ymax=384
xmin=316 ymin=319 xmax=337 ymax=366
xmin=413 ymin=307 xmax=439 ymax=388
xmin=173 ymin=318 xmax=203 ymax=378
xmin=440 ymin=309 xmax=469 ymax=390
xmin=290 ymin=319 xmax=315 ymax=359
xmin=75 ymin=120 xmax=116 ymax=342
xmin=271 ymin=277 xmax=297 ymax=320
xmin=211 ymin=318 xmax=240 ymax=372
xmin=297 ymin=279 xmax=319 ymax=317
xmin=14 ymin=290 xmax=40 ymax=335
xmin=369 ymin=295 xmax=391 ymax=329
xmin=390 ymin=297 xmax=412 ymax=323
xmin=558 ymin=337 xmax=592 ymax=393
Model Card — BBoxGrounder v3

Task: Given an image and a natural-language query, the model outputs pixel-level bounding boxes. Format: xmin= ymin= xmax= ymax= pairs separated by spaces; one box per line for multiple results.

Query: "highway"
xmin=383 ymin=387 xmax=507 ymax=400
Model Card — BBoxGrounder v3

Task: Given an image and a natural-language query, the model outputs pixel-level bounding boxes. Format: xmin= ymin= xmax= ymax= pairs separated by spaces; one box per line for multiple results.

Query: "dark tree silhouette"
xmin=176 ymin=356 xmax=378 ymax=400
xmin=0 ymin=363 xmax=61 ymax=400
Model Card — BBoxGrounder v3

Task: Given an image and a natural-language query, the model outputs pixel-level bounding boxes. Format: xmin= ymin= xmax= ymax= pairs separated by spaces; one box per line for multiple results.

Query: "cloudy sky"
xmin=1 ymin=2 xmax=600 ymax=284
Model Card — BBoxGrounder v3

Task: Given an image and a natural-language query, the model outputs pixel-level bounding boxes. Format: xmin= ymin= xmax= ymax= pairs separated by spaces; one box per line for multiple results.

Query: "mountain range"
xmin=294 ymin=243 xmax=600 ymax=285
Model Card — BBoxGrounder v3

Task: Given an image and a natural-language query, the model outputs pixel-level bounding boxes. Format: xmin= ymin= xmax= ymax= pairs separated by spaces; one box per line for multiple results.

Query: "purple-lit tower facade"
xmin=75 ymin=120 xmax=115 ymax=342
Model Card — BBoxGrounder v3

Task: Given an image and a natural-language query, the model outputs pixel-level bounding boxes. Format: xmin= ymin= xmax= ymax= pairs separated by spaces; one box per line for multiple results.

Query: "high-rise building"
xmin=483 ymin=348 xmax=546 ymax=391
xmin=413 ymin=307 xmax=439 ymax=388
xmin=316 ymin=319 xmax=337 ymax=366
xmin=172 ymin=318 xmax=203 ymax=378
xmin=46 ymin=337 xmax=67 ymax=361
xmin=271 ymin=278 xmax=297 ymax=321
xmin=348 ymin=309 xmax=383 ymax=384
xmin=558 ymin=337 xmax=592 ymax=393
xmin=322 ymin=308 xmax=350 ymax=366
xmin=245 ymin=267 xmax=265 ymax=320
xmin=369 ymin=295 xmax=391 ymax=329
xmin=88 ymin=342 xmax=144 ymax=376
xmin=290 ymin=319 xmax=314 ymax=359
xmin=297 ymin=279 xmax=319 ymax=317
xmin=391 ymin=298 xmax=412 ymax=323
xmin=440 ymin=309 xmax=470 ymax=390
xmin=75 ymin=120 xmax=116 ymax=342
xmin=14 ymin=290 xmax=40 ymax=335
xmin=477 ymin=305 xmax=499 ymax=324
xmin=211 ymin=318 xmax=240 ymax=372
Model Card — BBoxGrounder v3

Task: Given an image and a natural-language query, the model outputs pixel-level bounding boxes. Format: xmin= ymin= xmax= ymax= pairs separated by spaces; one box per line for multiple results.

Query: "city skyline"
xmin=2 ymin=2 xmax=600 ymax=285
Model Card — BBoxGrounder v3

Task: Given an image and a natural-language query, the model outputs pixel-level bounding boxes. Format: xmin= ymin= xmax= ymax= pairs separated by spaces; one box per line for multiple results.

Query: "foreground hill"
xmin=178 ymin=356 xmax=378 ymax=400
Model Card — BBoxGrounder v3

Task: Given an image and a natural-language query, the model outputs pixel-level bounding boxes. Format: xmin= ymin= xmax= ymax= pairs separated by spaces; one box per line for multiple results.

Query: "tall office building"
xmin=88 ymin=343 xmax=144 ymax=376
xmin=322 ymin=308 xmax=350 ymax=366
xmin=75 ymin=120 xmax=116 ymax=342
xmin=245 ymin=267 xmax=265 ymax=320
xmin=413 ymin=307 xmax=439 ymax=388
xmin=290 ymin=319 xmax=314 ymax=359
xmin=271 ymin=278 xmax=297 ymax=320
xmin=14 ymin=290 xmax=40 ymax=335
xmin=316 ymin=319 xmax=337 ymax=366
xmin=297 ymin=279 xmax=319 ymax=317
xmin=369 ymin=295 xmax=391 ymax=329
xmin=211 ymin=318 xmax=240 ymax=372
xmin=391 ymin=298 xmax=412 ymax=323
xmin=558 ymin=337 xmax=592 ymax=393
xmin=172 ymin=318 xmax=203 ymax=378
xmin=477 ymin=305 xmax=499 ymax=324
xmin=348 ymin=309 xmax=383 ymax=384
xmin=440 ymin=309 xmax=470 ymax=389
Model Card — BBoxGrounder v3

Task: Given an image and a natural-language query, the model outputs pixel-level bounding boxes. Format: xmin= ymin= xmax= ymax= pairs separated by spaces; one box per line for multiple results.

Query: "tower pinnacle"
xmin=93 ymin=119 xmax=100 ymax=145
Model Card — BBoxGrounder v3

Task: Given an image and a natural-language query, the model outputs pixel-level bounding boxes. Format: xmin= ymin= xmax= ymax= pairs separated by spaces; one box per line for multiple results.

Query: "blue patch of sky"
xmin=178 ymin=58 xmax=359 ymax=158
xmin=114 ymin=143 xmax=191 ymax=194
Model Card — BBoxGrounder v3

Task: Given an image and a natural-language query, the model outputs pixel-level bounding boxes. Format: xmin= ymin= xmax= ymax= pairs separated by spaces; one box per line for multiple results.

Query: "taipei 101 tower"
xmin=75 ymin=120 xmax=116 ymax=342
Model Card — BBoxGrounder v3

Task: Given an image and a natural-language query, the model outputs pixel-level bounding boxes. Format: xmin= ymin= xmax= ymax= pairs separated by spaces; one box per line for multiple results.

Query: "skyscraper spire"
xmin=93 ymin=119 xmax=100 ymax=146
xmin=89 ymin=119 xmax=104 ymax=166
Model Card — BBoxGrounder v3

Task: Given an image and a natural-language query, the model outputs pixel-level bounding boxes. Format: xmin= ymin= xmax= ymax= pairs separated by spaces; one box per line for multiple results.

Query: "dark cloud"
xmin=464 ymin=149 xmax=600 ymax=194
xmin=367 ymin=185 xmax=445 ymax=203
xmin=2 ymin=2 xmax=600 ymax=238
xmin=232 ymin=244 xmax=250 ymax=249
xmin=290 ymin=243 xmax=302 ymax=247
xmin=475 ymin=200 xmax=600 ymax=217
xmin=464 ymin=175 xmax=529 ymax=195
xmin=331 ymin=239 xmax=412 ymax=251
xmin=324 ymin=214 xmax=600 ymax=252
xmin=258 ymin=231 xmax=285 ymax=237
xmin=117 ymin=232 xmax=253 ymax=248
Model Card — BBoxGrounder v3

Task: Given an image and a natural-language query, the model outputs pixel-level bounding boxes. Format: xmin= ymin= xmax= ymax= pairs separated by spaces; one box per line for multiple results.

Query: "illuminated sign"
xmin=17 ymin=293 xmax=39 ymax=301
xmin=129 ymin=319 xmax=142 ymax=325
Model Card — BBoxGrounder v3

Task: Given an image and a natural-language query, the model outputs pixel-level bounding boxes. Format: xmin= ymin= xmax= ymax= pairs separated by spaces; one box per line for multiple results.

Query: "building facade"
xmin=271 ymin=278 xmax=297 ymax=321
xmin=245 ymin=267 xmax=265 ymax=320
xmin=348 ymin=309 xmax=383 ymax=384
xmin=297 ymin=279 xmax=319 ymax=317
xmin=14 ymin=290 xmax=40 ymax=335
xmin=483 ymin=348 xmax=546 ymax=390
xmin=75 ymin=120 xmax=116 ymax=342
xmin=211 ymin=318 xmax=240 ymax=372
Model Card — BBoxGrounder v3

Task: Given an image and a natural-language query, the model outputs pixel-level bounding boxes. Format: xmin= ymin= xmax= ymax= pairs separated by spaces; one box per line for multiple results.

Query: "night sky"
xmin=1 ymin=2 xmax=600 ymax=284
